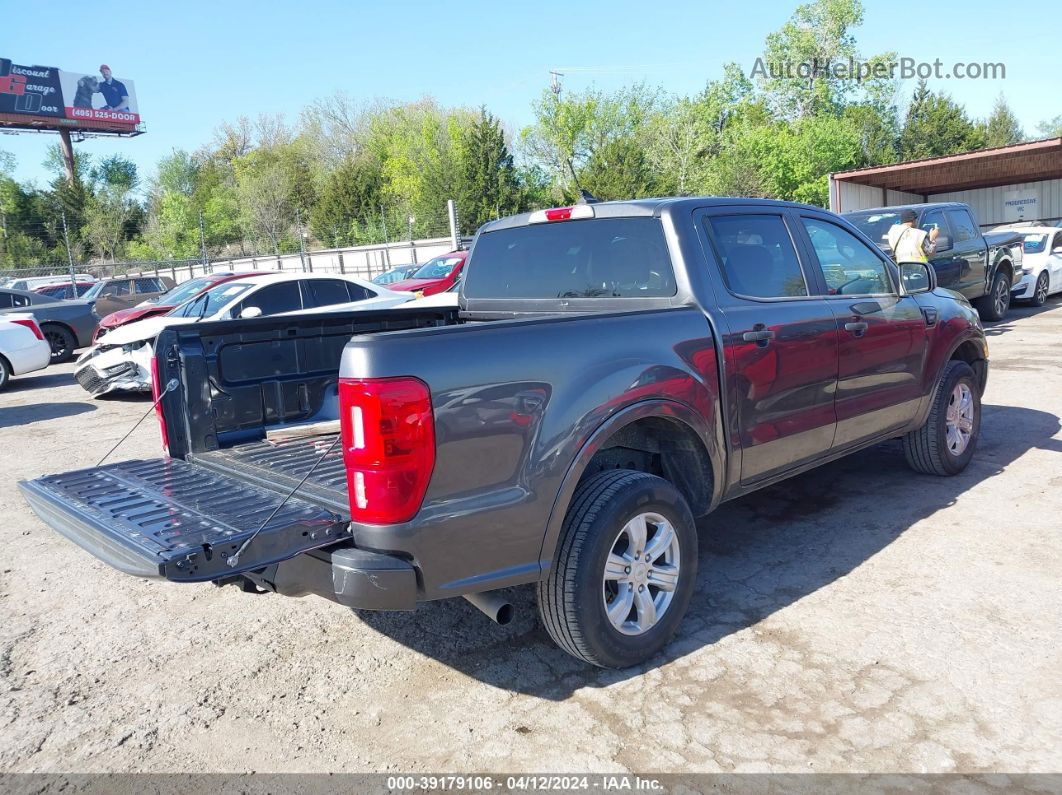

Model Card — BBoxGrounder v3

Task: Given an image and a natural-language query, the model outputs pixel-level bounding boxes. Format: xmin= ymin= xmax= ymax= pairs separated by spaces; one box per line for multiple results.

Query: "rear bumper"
xmin=7 ymin=338 xmax=51 ymax=376
xmin=265 ymin=547 xmax=418 ymax=611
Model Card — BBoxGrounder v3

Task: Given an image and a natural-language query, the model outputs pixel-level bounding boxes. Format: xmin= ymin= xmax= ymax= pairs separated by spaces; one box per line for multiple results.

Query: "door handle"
xmin=844 ymin=321 xmax=869 ymax=337
xmin=921 ymin=307 xmax=938 ymax=327
xmin=742 ymin=327 xmax=775 ymax=346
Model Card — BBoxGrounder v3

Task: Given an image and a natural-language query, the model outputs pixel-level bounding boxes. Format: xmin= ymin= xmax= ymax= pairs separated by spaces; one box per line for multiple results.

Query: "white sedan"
xmin=1011 ymin=226 xmax=1062 ymax=306
xmin=74 ymin=272 xmax=411 ymax=397
xmin=0 ymin=314 xmax=52 ymax=391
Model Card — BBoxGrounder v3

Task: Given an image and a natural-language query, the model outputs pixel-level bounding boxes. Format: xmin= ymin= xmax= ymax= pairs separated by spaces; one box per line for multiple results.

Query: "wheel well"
xmin=995 ymin=259 xmax=1013 ymax=282
xmin=950 ymin=340 xmax=987 ymax=394
xmin=580 ymin=416 xmax=714 ymax=516
xmin=39 ymin=320 xmax=74 ymax=336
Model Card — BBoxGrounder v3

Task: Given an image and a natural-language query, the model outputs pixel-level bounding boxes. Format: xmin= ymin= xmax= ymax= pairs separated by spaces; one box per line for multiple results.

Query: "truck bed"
xmin=190 ymin=434 xmax=348 ymax=516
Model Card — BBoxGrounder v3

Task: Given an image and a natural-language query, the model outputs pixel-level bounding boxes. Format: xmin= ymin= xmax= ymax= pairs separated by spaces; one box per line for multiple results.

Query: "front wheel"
xmin=903 ymin=360 xmax=980 ymax=476
xmin=974 ymin=272 xmax=1011 ymax=321
xmin=537 ymin=469 xmax=698 ymax=668
xmin=41 ymin=324 xmax=77 ymax=363
xmin=1029 ymin=271 xmax=1050 ymax=307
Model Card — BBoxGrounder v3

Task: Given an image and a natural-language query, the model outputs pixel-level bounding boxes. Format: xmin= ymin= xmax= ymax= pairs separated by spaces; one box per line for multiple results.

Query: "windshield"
xmin=154 ymin=275 xmax=224 ymax=306
xmin=464 ymin=218 xmax=676 ymax=299
xmin=845 ymin=211 xmax=904 ymax=247
xmin=168 ymin=281 xmax=254 ymax=318
xmin=82 ymin=281 xmax=107 ymax=300
xmin=1023 ymin=234 xmax=1048 ymax=254
xmin=412 ymin=255 xmax=462 ymax=280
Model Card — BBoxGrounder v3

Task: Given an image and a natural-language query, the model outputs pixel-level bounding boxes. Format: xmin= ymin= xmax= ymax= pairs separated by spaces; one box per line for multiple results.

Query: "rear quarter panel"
xmin=339 ymin=307 xmax=723 ymax=599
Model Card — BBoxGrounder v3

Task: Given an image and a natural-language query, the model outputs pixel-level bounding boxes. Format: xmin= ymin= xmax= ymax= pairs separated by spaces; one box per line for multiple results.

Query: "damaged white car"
xmin=74 ymin=272 xmax=412 ymax=397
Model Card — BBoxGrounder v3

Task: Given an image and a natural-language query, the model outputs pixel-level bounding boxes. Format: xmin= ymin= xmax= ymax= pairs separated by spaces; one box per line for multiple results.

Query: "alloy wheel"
xmin=602 ymin=512 xmax=681 ymax=636
xmin=1035 ymin=273 xmax=1049 ymax=304
xmin=945 ymin=382 xmax=975 ymax=456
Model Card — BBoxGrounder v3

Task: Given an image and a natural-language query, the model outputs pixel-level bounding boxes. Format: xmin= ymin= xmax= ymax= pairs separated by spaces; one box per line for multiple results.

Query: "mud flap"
xmin=19 ymin=458 xmax=348 ymax=582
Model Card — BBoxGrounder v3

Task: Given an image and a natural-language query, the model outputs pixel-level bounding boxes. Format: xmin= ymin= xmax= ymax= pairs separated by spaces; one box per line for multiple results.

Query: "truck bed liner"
xmin=189 ymin=435 xmax=348 ymax=516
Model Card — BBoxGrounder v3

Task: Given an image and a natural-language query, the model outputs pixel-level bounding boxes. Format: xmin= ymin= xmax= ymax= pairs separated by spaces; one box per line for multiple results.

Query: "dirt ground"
xmin=1 ymin=299 xmax=1060 ymax=775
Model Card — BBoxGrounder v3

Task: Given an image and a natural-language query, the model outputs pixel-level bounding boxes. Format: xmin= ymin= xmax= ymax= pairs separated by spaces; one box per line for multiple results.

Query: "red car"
xmin=34 ymin=282 xmax=96 ymax=300
xmin=386 ymin=251 xmax=467 ymax=296
xmin=93 ymin=272 xmax=252 ymax=341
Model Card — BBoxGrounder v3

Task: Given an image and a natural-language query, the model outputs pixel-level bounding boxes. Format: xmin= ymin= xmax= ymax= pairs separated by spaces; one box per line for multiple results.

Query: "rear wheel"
xmin=975 ymin=272 xmax=1011 ymax=321
xmin=1030 ymin=271 xmax=1050 ymax=307
xmin=537 ymin=469 xmax=697 ymax=668
xmin=903 ymin=360 xmax=980 ymax=476
xmin=0 ymin=356 xmax=10 ymax=391
xmin=41 ymin=324 xmax=77 ymax=363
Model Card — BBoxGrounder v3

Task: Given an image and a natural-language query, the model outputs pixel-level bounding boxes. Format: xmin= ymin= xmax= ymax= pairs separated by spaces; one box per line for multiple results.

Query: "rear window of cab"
xmin=464 ymin=217 xmax=676 ymax=299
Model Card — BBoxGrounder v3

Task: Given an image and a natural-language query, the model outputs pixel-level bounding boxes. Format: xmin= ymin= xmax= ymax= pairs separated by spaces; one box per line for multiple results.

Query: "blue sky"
xmin=4 ymin=0 xmax=1059 ymax=188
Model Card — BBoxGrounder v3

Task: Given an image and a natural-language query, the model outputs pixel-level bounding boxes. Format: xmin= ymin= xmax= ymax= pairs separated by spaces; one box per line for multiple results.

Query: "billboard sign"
xmin=0 ymin=58 xmax=140 ymax=130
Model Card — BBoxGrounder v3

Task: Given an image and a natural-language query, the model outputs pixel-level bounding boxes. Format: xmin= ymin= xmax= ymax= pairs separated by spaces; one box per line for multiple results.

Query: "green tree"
xmin=579 ymin=137 xmax=660 ymax=201
xmin=456 ymin=108 xmax=523 ymax=232
xmin=980 ymin=95 xmax=1024 ymax=148
xmin=898 ymin=80 xmax=985 ymax=159
xmin=309 ymin=155 xmax=383 ymax=246
xmin=1036 ymin=116 xmax=1062 ymax=138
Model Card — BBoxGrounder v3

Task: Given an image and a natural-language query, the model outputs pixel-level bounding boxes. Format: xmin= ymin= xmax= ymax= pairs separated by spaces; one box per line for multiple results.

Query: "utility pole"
xmin=58 ymin=129 xmax=78 ymax=186
xmin=61 ymin=209 xmax=76 ymax=288
xmin=447 ymin=199 xmax=460 ymax=251
xmin=380 ymin=205 xmax=391 ymax=268
xmin=296 ymin=208 xmax=308 ymax=273
xmin=408 ymin=214 xmax=416 ymax=264
xmin=198 ymin=211 xmax=208 ymax=272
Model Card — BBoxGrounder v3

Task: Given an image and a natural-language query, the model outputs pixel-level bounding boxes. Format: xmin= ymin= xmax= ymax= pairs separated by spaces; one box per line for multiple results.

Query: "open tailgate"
xmin=19 ymin=458 xmax=348 ymax=582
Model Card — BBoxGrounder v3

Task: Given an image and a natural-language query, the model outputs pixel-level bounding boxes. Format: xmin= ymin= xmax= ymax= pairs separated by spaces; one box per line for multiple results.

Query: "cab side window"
xmin=704 ymin=214 xmax=808 ymax=298
xmin=802 ymin=217 xmax=894 ymax=295
xmin=945 ymin=209 xmax=978 ymax=243
xmin=919 ymin=209 xmax=949 ymax=241
xmin=103 ymin=281 xmax=132 ymax=297
xmin=134 ymin=277 xmax=163 ymax=293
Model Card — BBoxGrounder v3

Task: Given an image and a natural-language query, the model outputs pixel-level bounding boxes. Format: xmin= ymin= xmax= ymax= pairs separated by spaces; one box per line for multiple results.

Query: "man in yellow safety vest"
xmin=887 ymin=209 xmax=939 ymax=263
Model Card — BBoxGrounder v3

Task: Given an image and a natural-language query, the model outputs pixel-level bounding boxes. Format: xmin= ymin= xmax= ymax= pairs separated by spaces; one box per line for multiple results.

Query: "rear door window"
xmin=305 ymin=279 xmax=355 ymax=308
xmin=463 ymin=218 xmax=676 ymax=299
xmin=704 ymin=214 xmax=808 ymax=298
xmin=237 ymin=282 xmax=303 ymax=316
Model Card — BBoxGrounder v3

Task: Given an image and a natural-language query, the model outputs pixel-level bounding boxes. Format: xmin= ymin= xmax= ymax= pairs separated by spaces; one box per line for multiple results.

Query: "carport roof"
xmin=832 ymin=137 xmax=1062 ymax=195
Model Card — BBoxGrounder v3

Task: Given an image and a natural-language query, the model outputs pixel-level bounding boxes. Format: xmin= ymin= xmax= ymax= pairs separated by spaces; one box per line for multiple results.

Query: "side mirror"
xmin=1052 ymin=246 xmax=1062 ymax=256
xmin=934 ymin=234 xmax=952 ymax=252
xmin=898 ymin=261 xmax=936 ymax=295
xmin=240 ymin=305 xmax=263 ymax=319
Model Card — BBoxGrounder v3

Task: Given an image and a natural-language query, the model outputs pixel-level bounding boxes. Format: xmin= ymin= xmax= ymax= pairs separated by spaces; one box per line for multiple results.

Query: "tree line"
xmin=2 ymin=0 xmax=1060 ymax=269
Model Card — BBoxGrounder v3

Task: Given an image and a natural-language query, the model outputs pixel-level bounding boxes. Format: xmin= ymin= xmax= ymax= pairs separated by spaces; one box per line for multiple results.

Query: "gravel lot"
xmin=1 ymin=300 xmax=1060 ymax=775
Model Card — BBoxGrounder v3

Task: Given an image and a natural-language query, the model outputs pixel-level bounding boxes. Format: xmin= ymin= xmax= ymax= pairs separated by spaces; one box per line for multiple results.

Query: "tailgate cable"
xmin=95 ymin=379 xmax=179 ymax=467
xmin=226 ymin=435 xmax=343 ymax=569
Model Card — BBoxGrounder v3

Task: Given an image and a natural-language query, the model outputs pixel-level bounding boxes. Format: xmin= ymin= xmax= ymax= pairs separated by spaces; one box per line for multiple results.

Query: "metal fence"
xmin=0 ymin=236 xmax=469 ymax=288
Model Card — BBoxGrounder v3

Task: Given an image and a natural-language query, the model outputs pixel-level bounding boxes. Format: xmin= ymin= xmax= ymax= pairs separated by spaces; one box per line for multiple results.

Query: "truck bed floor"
xmin=190 ymin=435 xmax=349 ymax=516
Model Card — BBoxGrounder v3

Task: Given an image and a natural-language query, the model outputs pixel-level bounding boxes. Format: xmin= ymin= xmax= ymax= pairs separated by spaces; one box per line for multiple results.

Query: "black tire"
xmin=537 ymin=469 xmax=698 ymax=668
xmin=1029 ymin=271 xmax=1049 ymax=307
xmin=0 ymin=356 xmax=10 ymax=391
xmin=974 ymin=272 xmax=1011 ymax=321
xmin=41 ymin=324 xmax=77 ymax=363
xmin=903 ymin=360 xmax=980 ymax=476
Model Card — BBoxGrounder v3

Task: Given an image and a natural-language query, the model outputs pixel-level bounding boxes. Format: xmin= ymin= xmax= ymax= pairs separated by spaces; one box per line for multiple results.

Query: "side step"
xmin=20 ymin=458 xmax=348 ymax=582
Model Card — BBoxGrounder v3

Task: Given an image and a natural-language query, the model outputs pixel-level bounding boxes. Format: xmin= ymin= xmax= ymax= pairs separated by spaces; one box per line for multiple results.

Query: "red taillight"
xmin=545 ymin=207 xmax=573 ymax=221
xmin=11 ymin=318 xmax=43 ymax=340
xmin=339 ymin=377 xmax=435 ymax=524
xmin=529 ymin=205 xmax=595 ymax=223
xmin=150 ymin=357 xmax=169 ymax=454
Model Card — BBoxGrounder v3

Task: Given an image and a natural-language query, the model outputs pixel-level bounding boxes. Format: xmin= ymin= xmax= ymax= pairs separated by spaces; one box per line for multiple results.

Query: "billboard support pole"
xmin=58 ymin=130 xmax=77 ymax=186
xmin=60 ymin=209 xmax=76 ymax=287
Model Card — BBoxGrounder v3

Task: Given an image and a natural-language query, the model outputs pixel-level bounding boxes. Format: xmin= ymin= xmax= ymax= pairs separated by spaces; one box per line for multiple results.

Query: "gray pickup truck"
xmin=20 ymin=198 xmax=989 ymax=668
xmin=843 ymin=202 xmax=1023 ymax=321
